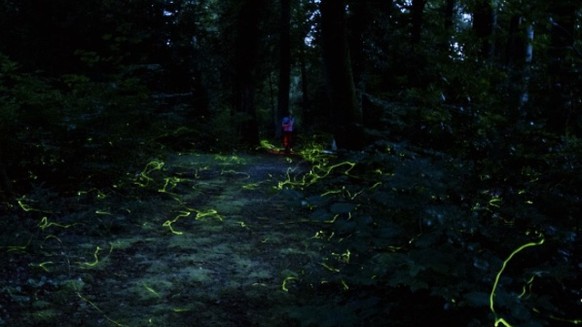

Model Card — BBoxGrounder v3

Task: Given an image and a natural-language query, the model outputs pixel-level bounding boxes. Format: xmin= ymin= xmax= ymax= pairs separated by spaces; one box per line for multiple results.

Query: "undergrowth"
xmin=276 ymin=134 xmax=581 ymax=327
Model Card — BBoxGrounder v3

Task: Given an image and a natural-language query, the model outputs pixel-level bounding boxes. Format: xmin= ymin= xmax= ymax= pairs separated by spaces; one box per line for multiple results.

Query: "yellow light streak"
xmin=490 ymin=237 xmax=545 ymax=327
xmin=81 ymin=246 xmax=102 ymax=267
xmin=76 ymin=292 xmax=128 ymax=327
xmin=281 ymin=276 xmax=298 ymax=292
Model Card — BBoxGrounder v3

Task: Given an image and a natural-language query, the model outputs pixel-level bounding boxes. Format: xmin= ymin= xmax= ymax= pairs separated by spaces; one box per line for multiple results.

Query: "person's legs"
xmin=283 ymin=132 xmax=291 ymax=153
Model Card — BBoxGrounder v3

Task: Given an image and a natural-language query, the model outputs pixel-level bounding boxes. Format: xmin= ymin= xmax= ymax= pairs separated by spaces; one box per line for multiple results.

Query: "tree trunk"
xmin=276 ymin=0 xmax=291 ymax=137
xmin=546 ymin=3 xmax=577 ymax=134
xmin=320 ymin=0 xmax=363 ymax=150
xmin=472 ymin=0 xmax=494 ymax=60
xmin=505 ymin=15 xmax=524 ymax=67
xmin=347 ymin=0 xmax=368 ymax=90
xmin=0 ymin=148 xmax=11 ymax=201
xmin=442 ymin=0 xmax=455 ymax=52
xmin=443 ymin=0 xmax=455 ymax=32
xmin=410 ymin=0 xmax=426 ymax=45
xmin=299 ymin=47 xmax=310 ymax=126
xmin=234 ymin=0 xmax=263 ymax=146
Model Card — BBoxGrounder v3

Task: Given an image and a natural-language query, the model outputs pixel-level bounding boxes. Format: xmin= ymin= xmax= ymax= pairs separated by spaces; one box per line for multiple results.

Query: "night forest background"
xmin=0 ymin=0 xmax=581 ymax=326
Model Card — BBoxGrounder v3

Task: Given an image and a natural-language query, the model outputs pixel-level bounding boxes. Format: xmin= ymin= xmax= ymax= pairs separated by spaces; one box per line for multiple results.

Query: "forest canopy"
xmin=0 ymin=0 xmax=580 ymax=326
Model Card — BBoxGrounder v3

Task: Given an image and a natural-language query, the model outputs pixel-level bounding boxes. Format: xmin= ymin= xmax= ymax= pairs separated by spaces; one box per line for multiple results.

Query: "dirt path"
xmin=1 ymin=152 xmax=325 ymax=326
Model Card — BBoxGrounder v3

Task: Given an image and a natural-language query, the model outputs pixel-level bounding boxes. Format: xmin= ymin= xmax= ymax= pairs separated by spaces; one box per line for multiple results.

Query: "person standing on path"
xmin=281 ymin=113 xmax=295 ymax=154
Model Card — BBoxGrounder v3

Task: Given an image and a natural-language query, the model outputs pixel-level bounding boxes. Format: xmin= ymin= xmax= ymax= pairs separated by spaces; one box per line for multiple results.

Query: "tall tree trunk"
xmin=234 ymin=0 xmax=263 ymax=146
xmin=299 ymin=47 xmax=310 ymax=126
xmin=443 ymin=0 xmax=455 ymax=32
xmin=0 ymin=148 xmax=11 ymax=201
xmin=442 ymin=0 xmax=455 ymax=52
xmin=505 ymin=15 xmax=524 ymax=67
xmin=347 ymin=0 xmax=368 ymax=90
xmin=410 ymin=0 xmax=426 ymax=45
xmin=547 ymin=3 xmax=577 ymax=134
xmin=501 ymin=14 xmax=534 ymax=116
xmin=472 ymin=0 xmax=494 ymax=60
xmin=276 ymin=0 xmax=291 ymax=137
xmin=320 ymin=0 xmax=363 ymax=150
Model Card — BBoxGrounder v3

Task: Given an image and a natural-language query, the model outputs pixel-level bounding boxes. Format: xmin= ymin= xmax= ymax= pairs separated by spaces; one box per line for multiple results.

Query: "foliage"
xmin=0 ymin=0 xmax=580 ymax=326
xmin=279 ymin=135 xmax=580 ymax=326
xmin=0 ymin=52 xmax=165 ymax=194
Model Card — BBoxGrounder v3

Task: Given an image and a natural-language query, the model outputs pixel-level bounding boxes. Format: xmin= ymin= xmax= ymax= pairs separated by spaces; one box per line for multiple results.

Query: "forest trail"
xmin=1 ymin=152 xmax=327 ymax=327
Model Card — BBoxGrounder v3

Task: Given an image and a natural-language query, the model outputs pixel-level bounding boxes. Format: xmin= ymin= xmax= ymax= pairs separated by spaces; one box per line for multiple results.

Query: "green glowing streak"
xmin=332 ymin=249 xmax=351 ymax=263
xmin=532 ymin=305 xmax=582 ymax=324
xmin=172 ymin=307 xmax=191 ymax=313
xmin=320 ymin=262 xmax=340 ymax=272
xmin=297 ymin=142 xmax=330 ymax=163
xmin=323 ymin=186 xmax=363 ymax=200
xmin=81 ymin=246 xmax=102 ymax=267
xmin=194 ymin=209 xmax=223 ymax=221
xmin=162 ymin=221 xmax=183 ymax=235
xmin=545 ymin=313 xmax=582 ymax=325
xmin=281 ymin=276 xmax=298 ymax=292
xmin=370 ymin=181 xmax=383 ymax=190
xmin=5 ymin=237 xmax=32 ymax=253
xmin=143 ymin=283 xmax=161 ymax=297
xmin=495 ymin=317 xmax=513 ymax=327
xmin=221 ymin=169 xmax=251 ymax=179
xmin=276 ymin=161 xmax=356 ymax=190
xmin=518 ymin=275 xmax=536 ymax=298
xmin=347 ymin=189 xmax=363 ymax=199
xmin=163 ymin=211 xmax=189 ymax=235
xmin=95 ymin=210 xmax=112 ymax=215
xmin=163 ymin=209 xmax=223 ymax=235
xmin=341 ymin=280 xmax=349 ymax=291
xmin=38 ymin=216 xmax=77 ymax=230
xmin=135 ymin=160 xmax=165 ymax=187
xmin=17 ymin=199 xmax=35 ymax=212
xmin=158 ymin=176 xmax=183 ymax=193
xmin=108 ymin=242 xmax=115 ymax=255
xmin=31 ymin=261 xmax=54 ymax=272
xmin=214 ymin=154 xmax=245 ymax=164
xmin=489 ymin=195 xmax=502 ymax=208
xmin=313 ymin=230 xmax=335 ymax=240
xmin=17 ymin=197 xmax=52 ymax=213
xmin=44 ymin=234 xmax=63 ymax=243
xmin=321 ymin=189 xmax=342 ymax=196
xmin=490 ymin=237 xmax=545 ymax=327
xmin=97 ymin=191 xmax=107 ymax=199
xmin=259 ymin=139 xmax=278 ymax=151
xmin=242 ymin=182 xmax=262 ymax=190
xmin=326 ymin=214 xmax=343 ymax=224
xmin=77 ymin=292 xmax=128 ymax=327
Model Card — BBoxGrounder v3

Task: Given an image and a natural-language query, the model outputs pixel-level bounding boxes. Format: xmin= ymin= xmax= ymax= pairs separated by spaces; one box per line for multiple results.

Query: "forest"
xmin=0 ymin=0 xmax=580 ymax=326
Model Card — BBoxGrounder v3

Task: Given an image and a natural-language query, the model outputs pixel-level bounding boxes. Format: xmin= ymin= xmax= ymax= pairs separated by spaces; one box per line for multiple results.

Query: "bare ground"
xmin=1 ymin=152 xmax=325 ymax=326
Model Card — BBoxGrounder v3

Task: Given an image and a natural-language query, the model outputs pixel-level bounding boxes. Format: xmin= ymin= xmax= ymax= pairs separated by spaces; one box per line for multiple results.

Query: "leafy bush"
xmin=280 ymin=136 xmax=580 ymax=326
xmin=0 ymin=53 xmax=165 ymax=196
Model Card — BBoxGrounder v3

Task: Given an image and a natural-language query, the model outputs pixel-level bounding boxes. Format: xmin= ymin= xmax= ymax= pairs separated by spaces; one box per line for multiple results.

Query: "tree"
xmin=320 ymin=0 xmax=363 ymax=150
xmin=471 ymin=0 xmax=495 ymax=60
xmin=411 ymin=0 xmax=427 ymax=45
xmin=546 ymin=1 xmax=579 ymax=134
xmin=346 ymin=0 xmax=369 ymax=90
xmin=442 ymin=0 xmax=456 ymax=52
xmin=233 ymin=0 xmax=265 ymax=147
xmin=277 ymin=0 xmax=292 ymax=136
